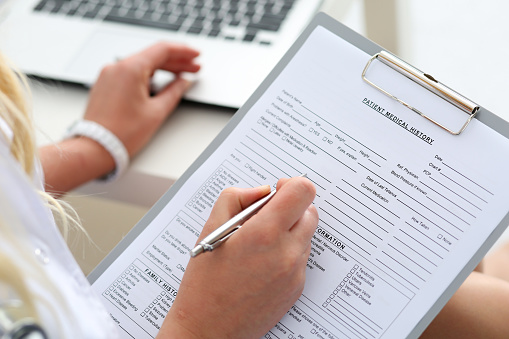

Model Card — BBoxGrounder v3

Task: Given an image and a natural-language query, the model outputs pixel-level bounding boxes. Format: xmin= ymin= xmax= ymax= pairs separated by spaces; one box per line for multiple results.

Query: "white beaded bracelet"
xmin=64 ymin=120 xmax=129 ymax=182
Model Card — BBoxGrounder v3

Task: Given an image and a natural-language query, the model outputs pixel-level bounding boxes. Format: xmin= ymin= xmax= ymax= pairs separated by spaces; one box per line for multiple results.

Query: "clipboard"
xmin=89 ymin=12 xmax=509 ymax=339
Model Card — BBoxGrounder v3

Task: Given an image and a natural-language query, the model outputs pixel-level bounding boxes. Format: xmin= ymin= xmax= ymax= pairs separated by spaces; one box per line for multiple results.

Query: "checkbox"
xmin=333 ymin=289 xmax=338 ymax=294
xmin=121 ymin=274 xmax=126 ymax=278
xmin=311 ymin=329 xmax=317 ymax=334
xmin=141 ymin=313 xmax=145 ymax=317
xmin=354 ymin=265 xmax=359 ymax=269
xmin=437 ymin=234 xmax=443 ymax=239
xmin=327 ymin=298 xmax=331 ymax=303
xmin=145 ymin=308 xmax=149 ymax=312
xmin=113 ymin=282 xmax=117 ymax=286
xmin=109 ymin=286 xmax=113 ymax=290
xmin=350 ymin=268 xmax=356 ymax=273
xmin=157 ymin=296 xmax=161 ymax=300
xmin=347 ymin=273 xmax=352 ymax=277
xmin=105 ymin=291 xmax=110 ymax=295
xmin=322 ymin=137 xmax=327 ymax=141
xmin=343 ymin=277 xmax=348 ymax=282
xmin=329 ymin=294 xmax=335 ymax=299
xmin=340 ymin=282 xmax=345 ymax=287
xmin=322 ymin=303 xmax=327 ymax=308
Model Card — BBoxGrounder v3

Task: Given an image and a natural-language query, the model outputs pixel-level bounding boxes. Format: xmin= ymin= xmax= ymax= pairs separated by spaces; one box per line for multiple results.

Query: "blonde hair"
xmin=0 ymin=53 xmax=73 ymax=334
xmin=0 ymin=54 xmax=35 ymax=174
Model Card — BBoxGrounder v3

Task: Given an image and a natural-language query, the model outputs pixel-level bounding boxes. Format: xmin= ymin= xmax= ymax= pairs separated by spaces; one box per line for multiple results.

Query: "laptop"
xmin=0 ymin=0 xmax=323 ymax=108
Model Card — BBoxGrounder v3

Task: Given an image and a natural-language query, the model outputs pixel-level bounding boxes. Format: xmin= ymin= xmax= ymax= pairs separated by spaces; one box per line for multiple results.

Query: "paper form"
xmin=91 ymin=25 xmax=509 ymax=339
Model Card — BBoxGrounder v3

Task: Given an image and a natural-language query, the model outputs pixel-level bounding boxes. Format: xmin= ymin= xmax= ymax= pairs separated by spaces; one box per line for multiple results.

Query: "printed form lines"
xmin=328 ymin=193 xmax=390 ymax=234
xmin=324 ymin=200 xmax=384 ymax=241
xmin=234 ymin=147 xmax=279 ymax=180
xmin=381 ymin=251 xmax=426 ymax=282
xmin=398 ymin=229 xmax=444 ymax=260
xmin=290 ymin=127 xmax=357 ymax=173
xmin=319 ymin=207 xmax=378 ymax=250
xmin=298 ymin=105 xmax=387 ymax=161
xmin=327 ymin=301 xmax=376 ymax=339
xmin=418 ymin=181 xmax=476 ymax=218
xmin=392 ymin=236 xmax=439 ymax=267
xmin=250 ymin=129 xmax=331 ymax=185
xmin=333 ymin=296 xmax=383 ymax=332
xmin=404 ymin=222 xmax=450 ymax=252
xmin=397 ymin=199 xmax=459 ymax=240
xmin=341 ymin=180 xmax=400 ymax=219
xmin=318 ymin=219 xmax=371 ymax=256
xmin=442 ymin=162 xmax=494 ymax=196
xmin=429 ymin=177 xmax=483 ymax=211
xmin=332 ymin=189 xmax=395 ymax=226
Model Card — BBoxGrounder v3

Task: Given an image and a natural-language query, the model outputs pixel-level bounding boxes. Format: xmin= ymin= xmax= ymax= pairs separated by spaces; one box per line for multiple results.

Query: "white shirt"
xmin=0 ymin=121 xmax=118 ymax=338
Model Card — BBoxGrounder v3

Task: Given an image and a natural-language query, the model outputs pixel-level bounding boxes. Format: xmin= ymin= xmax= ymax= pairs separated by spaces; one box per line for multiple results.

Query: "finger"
xmin=125 ymin=42 xmax=200 ymax=73
xmin=288 ymin=204 xmax=318 ymax=252
xmin=198 ymin=185 xmax=271 ymax=241
xmin=255 ymin=176 xmax=316 ymax=233
xmin=152 ymin=77 xmax=192 ymax=115
xmin=276 ymin=177 xmax=290 ymax=189
xmin=275 ymin=174 xmax=307 ymax=190
xmin=158 ymin=60 xmax=201 ymax=74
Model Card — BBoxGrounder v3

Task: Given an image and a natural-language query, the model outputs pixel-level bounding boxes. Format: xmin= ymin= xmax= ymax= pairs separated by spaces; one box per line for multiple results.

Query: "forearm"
xmin=39 ymin=136 xmax=115 ymax=197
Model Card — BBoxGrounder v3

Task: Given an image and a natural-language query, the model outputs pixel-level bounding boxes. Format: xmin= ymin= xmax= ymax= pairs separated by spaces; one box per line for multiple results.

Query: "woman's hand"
xmin=41 ymin=42 xmax=200 ymax=194
xmin=159 ymin=176 xmax=318 ymax=339
xmin=83 ymin=41 xmax=200 ymax=158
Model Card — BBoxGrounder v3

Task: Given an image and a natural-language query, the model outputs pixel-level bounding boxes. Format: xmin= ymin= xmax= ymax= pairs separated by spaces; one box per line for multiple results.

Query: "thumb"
xmin=153 ymin=77 xmax=192 ymax=116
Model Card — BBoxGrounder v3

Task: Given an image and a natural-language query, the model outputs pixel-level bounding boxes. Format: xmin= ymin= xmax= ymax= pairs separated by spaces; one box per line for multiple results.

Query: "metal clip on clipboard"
xmin=362 ymin=51 xmax=479 ymax=135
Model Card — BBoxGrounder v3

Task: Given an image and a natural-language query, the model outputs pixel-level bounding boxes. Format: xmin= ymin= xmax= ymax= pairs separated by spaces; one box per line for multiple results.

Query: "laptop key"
xmin=33 ymin=0 xmax=298 ymax=43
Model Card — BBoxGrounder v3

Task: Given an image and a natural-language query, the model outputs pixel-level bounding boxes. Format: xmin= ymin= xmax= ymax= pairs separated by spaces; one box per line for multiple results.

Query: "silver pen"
xmin=190 ymin=188 xmax=277 ymax=257
xmin=190 ymin=174 xmax=307 ymax=258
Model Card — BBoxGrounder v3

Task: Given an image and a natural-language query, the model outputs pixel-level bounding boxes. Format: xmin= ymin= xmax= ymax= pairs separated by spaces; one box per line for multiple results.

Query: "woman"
xmin=0 ymin=42 xmax=318 ymax=338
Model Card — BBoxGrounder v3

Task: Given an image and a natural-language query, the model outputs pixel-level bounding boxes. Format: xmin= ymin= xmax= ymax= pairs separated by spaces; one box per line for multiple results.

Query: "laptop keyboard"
xmin=33 ymin=0 xmax=298 ymax=45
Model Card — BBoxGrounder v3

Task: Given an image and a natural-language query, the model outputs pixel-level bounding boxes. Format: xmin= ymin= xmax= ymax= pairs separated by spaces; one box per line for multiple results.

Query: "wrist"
xmin=40 ymin=137 xmax=116 ymax=196
xmin=64 ymin=119 xmax=129 ymax=181
xmin=63 ymin=136 xmax=116 ymax=175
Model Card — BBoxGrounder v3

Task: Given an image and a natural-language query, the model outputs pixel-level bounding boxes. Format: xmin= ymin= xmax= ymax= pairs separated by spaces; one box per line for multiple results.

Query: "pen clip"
xmin=204 ymin=226 xmax=242 ymax=251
